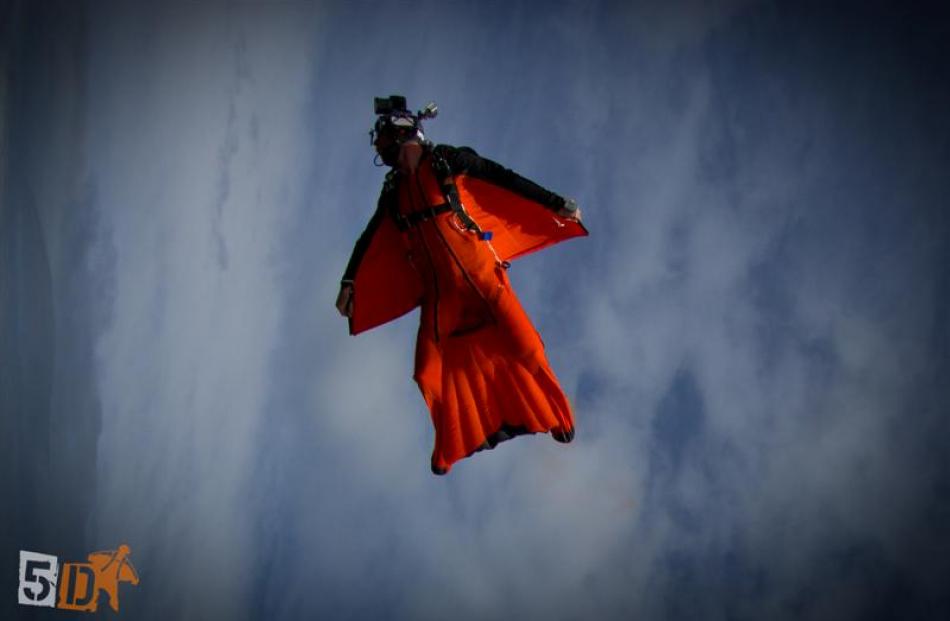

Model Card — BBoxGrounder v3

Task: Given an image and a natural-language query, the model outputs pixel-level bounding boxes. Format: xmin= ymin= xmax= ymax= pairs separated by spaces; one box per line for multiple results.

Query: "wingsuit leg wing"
xmin=413 ymin=257 xmax=574 ymax=475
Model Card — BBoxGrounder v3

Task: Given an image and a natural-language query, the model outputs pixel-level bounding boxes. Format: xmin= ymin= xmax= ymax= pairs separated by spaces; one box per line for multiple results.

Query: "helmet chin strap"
xmin=374 ymin=140 xmax=401 ymax=167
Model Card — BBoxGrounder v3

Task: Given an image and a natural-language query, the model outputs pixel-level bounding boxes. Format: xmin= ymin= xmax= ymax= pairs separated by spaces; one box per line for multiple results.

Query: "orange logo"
xmin=19 ymin=544 xmax=139 ymax=613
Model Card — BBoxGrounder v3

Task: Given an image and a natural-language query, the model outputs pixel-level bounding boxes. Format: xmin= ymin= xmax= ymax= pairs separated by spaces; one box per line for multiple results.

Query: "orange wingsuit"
xmin=345 ymin=145 xmax=587 ymax=474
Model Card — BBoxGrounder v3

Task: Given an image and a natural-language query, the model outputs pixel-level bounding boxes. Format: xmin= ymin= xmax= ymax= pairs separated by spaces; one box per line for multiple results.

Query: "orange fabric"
xmin=349 ymin=215 xmax=423 ymax=335
xmin=413 ymin=262 xmax=575 ymax=473
xmin=348 ymin=168 xmax=588 ymax=336
xmin=364 ymin=160 xmax=575 ymax=473
xmin=454 ymin=174 xmax=588 ymax=261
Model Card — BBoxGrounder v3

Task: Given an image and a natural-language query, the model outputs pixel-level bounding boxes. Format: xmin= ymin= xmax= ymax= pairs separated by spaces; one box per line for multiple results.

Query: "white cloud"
xmin=57 ymin=1 xmax=948 ymax=619
xmin=86 ymin=4 xmax=321 ymax=617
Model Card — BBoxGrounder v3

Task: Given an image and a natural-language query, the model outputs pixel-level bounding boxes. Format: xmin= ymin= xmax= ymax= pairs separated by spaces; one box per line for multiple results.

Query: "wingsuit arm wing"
xmin=433 ymin=144 xmax=588 ymax=263
xmin=341 ymin=181 xmax=424 ymax=335
xmin=435 ymin=144 xmax=569 ymax=212
xmin=341 ymin=192 xmax=389 ymax=283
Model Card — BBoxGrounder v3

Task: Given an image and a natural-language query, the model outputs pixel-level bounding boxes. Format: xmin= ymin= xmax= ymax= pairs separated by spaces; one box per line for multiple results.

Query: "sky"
xmin=2 ymin=1 xmax=948 ymax=619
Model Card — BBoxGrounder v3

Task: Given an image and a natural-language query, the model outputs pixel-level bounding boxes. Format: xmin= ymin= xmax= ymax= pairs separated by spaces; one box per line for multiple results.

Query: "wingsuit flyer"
xmin=336 ymin=95 xmax=588 ymax=474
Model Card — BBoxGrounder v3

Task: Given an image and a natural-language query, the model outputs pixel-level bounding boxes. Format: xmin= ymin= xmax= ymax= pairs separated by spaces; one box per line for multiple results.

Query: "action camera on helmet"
xmin=374 ymin=95 xmax=408 ymax=116
xmin=370 ymin=95 xmax=441 ymax=167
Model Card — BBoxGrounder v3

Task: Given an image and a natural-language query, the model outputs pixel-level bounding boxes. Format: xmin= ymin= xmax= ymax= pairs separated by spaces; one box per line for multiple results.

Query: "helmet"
xmin=369 ymin=95 xmax=437 ymax=162
xmin=371 ymin=112 xmax=423 ymax=147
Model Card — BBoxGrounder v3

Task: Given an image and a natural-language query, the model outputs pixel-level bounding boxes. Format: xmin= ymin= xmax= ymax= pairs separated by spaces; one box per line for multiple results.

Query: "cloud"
xmin=80 ymin=3 xmax=321 ymax=618
xmin=4 ymin=1 xmax=947 ymax=619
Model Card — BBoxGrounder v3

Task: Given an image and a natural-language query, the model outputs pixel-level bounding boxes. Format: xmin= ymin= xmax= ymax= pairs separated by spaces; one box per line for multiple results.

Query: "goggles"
xmin=369 ymin=114 xmax=419 ymax=146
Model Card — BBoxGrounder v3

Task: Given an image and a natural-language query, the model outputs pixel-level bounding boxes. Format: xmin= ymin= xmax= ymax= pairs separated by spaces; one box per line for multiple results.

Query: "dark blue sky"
xmin=2 ymin=1 xmax=948 ymax=619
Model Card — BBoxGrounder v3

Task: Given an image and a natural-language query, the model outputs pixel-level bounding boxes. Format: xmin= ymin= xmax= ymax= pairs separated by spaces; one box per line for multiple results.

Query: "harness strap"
xmin=394 ymin=202 xmax=452 ymax=231
xmin=431 ymin=149 xmax=482 ymax=234
xmin=430 ymin=147 xmax=510 ymax=269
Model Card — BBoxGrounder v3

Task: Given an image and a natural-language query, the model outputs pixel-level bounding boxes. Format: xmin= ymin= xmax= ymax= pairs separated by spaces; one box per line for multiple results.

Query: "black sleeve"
xmin=341 ymin=187 xmax=394 ymax=283
xmin=435 ymin=144 xmax=567 ymax=212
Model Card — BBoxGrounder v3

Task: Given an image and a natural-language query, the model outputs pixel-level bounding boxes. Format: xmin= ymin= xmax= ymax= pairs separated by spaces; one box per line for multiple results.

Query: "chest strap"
xmin=394 ymin=202 xmax=452 ymax=231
